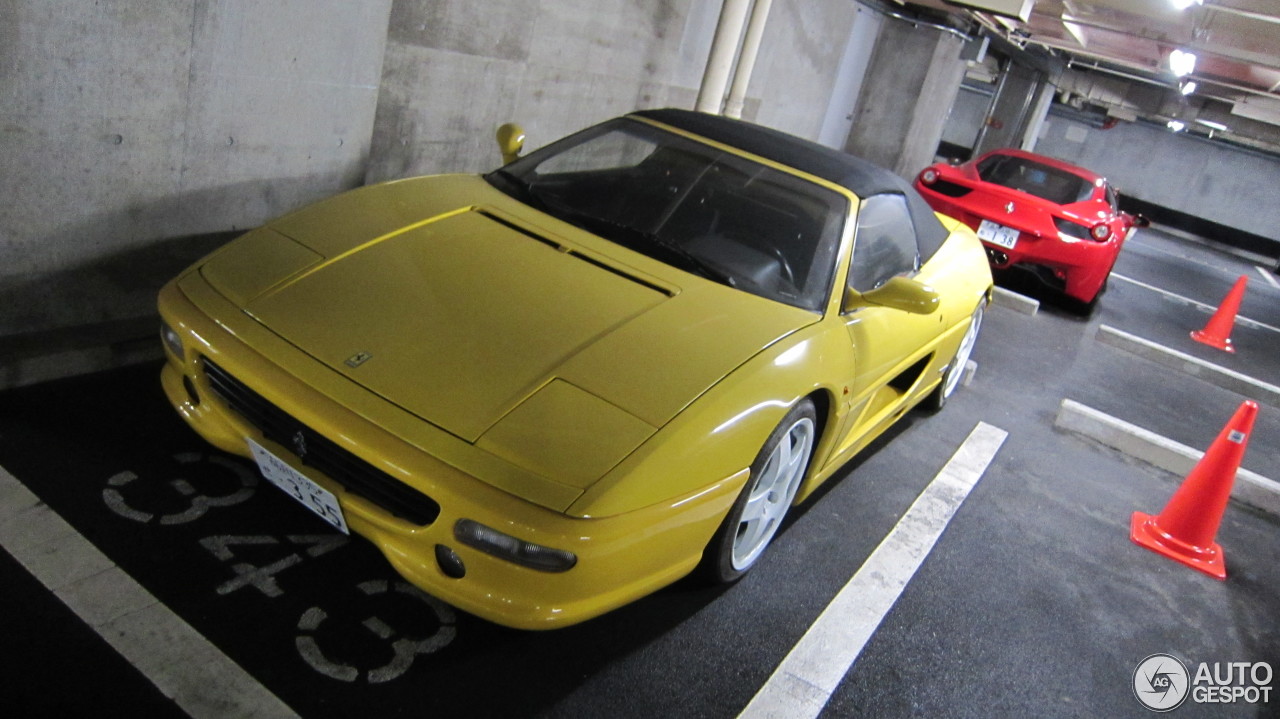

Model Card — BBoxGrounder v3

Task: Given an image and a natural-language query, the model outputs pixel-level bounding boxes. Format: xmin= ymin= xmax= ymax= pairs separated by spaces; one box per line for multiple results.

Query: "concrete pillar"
xmin=1020 ymin=81 xmax=1056 ymax=151
xmin=972 ymin=60 xmax=1043 ymax=156
xmin=843 ymin=19 xmax=968 ymax=179
xmin=818 ymin=5 xmax=884 ymax=149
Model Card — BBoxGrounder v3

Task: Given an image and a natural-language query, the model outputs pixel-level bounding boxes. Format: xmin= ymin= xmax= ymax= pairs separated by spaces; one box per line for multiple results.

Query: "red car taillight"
xmin=1054 ymin=217 xmax=1112 ymax=242
xmin=1054 ymin=217 xmax=1089 ymax=240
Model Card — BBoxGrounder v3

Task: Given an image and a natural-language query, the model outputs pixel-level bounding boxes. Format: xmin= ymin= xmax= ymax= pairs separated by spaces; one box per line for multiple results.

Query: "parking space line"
xmin=1095 ymin=325 xmax=1280 ymax=407
xmin=0 ymin=464 xmax=299 ymax=719
xmin=1257 ymin=266 xmax=1280 ymax=289
xmin=1053 ymin=399 xmax=1280 ymax=518
xmin=991 ymin=287 xmax=1039 ymax=315
xmin=1111 ymin=273 xmax=1280 ymax=334
xmin=738 ymin=422 xmax=1008 ymax=719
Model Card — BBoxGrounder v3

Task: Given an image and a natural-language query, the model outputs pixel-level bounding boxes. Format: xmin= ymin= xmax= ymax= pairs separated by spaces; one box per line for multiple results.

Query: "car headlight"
xmin=454 ymin=519 xmax=577 ymax=572
xmin=160 ymin=321 xmax=183 ymax=358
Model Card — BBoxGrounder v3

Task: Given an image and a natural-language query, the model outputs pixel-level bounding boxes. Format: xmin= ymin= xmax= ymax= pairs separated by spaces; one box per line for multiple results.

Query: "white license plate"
xmin=248 ymin=438 xmax=349 ymax=534
xmin=977 ymin=219 xmax=1020 ymax=249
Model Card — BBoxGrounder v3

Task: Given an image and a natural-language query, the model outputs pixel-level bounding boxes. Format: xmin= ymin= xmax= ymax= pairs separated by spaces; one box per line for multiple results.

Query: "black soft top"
xmin=632 ymin=108 xmax=949 ymax=260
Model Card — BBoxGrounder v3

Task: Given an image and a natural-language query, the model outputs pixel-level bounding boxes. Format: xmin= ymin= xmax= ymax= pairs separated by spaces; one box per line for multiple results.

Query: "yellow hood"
xmin=199 ymin=178 xmax=816 ymax=458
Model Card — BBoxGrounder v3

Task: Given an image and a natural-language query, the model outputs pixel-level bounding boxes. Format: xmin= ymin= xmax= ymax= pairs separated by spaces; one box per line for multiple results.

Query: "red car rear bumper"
xmin=919 ymin=192 xmax=1120 ymax=303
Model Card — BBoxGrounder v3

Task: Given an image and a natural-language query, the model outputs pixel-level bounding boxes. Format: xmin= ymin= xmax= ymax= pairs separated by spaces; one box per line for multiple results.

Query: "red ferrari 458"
xmin=915 ymin=148 xmax=1145 ymax=309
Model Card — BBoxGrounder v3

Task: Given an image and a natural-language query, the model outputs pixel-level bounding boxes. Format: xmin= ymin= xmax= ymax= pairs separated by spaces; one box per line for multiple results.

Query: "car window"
xmin=848 ymin=194 xmax=919 ymax=294
xmin=536 ymin=133 xmax=658 ymax=174
xmin=1104 ymin=184 xmax=1119 ymax=212
xmin=976 ymin=154 xmax=1092 ymax=205
xmin=487 ymin=120 xmax=847 ymax=313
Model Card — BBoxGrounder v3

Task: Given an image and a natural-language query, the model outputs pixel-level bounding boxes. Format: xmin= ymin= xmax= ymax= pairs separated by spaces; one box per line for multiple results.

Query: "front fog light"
xmin=454 ymin=519 xmax=577 ymax=573
xmin=160 ymin=321 xmax=183 ymax=358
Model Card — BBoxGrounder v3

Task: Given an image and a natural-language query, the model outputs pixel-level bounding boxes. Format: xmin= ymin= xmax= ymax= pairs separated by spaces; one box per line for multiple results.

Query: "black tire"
xmin=699 ymin=399 xmax=817 ymax=584
xmin=924 ymin=301 xmax=984 ymax=412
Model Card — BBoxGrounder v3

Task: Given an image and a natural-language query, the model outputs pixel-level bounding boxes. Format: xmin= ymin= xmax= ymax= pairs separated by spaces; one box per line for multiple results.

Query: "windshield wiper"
xmin=485 ymin=175 xmax=734 ymax=286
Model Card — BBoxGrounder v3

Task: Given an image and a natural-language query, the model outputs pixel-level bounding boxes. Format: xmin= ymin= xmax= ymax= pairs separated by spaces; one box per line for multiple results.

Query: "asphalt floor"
xmin=0 ymin=226 xmax=1277 ymax=718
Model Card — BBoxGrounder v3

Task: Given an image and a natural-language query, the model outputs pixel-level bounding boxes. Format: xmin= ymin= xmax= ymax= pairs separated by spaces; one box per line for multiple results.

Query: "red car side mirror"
xmin=1123 ymin=212 xmax=1151 ymax=228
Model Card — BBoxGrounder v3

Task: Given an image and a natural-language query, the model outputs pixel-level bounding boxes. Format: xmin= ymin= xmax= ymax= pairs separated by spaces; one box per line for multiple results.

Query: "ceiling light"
xmin=1167 ymin=120 xmax=1186 ymax=132
xmin=1196 ymin=119 xmax=1228 ymax=131
xmin=1171 ymin=0 xmax=1203 ymax=10
xmin=1169 ymin=49 xmax=1197 ymax=78
xmin=1180 ymin=80 xmax=1197 ymax=95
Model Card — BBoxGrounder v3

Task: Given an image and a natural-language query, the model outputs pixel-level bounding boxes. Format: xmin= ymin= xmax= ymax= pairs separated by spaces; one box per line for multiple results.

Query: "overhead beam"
xmin=1206 ymin=1 xmax=1280 ymax=26
xmin=943 ymin=0 xmax=1034 ymax=22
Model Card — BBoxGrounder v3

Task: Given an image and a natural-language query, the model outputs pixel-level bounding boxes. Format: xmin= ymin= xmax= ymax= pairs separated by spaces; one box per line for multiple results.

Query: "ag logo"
xmin=1134 ymin=653 xmax=1190 ymax=712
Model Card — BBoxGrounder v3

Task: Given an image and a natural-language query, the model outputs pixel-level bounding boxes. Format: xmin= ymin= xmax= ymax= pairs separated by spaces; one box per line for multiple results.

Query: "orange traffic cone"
xmin=1130 ymin=400 xmax=1259 ymax=579
xmin=1190 ymin=275 xmax=1248 ymax=353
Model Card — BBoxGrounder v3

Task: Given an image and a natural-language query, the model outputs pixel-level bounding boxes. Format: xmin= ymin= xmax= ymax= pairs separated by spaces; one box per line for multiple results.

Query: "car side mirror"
xmin=496 ymin=123 xmax=526 ymax=165
xmin=844 ymin=276 xmax=940 ymax=315
xmin=1133 ymin=213 xmax=1151 ymax=228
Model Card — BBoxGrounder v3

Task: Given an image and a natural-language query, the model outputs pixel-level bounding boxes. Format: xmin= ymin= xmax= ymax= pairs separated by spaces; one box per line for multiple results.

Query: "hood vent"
xmin=477 ymin=210 xmax=675 ymax=297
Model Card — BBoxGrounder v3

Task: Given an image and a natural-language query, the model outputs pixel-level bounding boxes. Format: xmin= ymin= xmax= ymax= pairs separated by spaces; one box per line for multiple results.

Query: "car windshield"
xmin=485 ymin=119 xmax=847 ymax=312
xmin=976 ymin=154 xmax=1093 ymax=205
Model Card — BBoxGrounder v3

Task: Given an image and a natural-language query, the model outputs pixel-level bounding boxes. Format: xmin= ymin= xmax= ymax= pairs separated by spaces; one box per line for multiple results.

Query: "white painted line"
xmin=1126 ymin=234 xmax=1251 ymax=276
xmin=1111 ymin=273 xmax=1280 ymax=334
xmin=1095 ymin=325 xmax=1280 ymax=408
xmin=991 ymin=286 xmax=1039 ymax=316
xmin=0 ymin=465 xmax=299 ymax=719
xmin=1257 ymin=265 xmax=1280 ymax=289
xmin=739 ymin=422 xmax=1008 ymax=719
xmin=1131 ymin=226 xmax=1274 ymax=268
xmin=1053 ymin=399 xmax=1280 ymax=518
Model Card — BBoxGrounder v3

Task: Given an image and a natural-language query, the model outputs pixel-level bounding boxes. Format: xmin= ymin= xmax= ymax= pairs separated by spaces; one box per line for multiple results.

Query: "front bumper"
xmin=158 ymin=275 xmax=745 ymax=629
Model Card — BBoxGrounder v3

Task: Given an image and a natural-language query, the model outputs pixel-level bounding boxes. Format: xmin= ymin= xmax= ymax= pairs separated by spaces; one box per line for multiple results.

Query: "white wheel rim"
xmin=731 ymin=417 xmax=814 ymax=570
xmin=942 ymin=305 xmax=983 ymax=399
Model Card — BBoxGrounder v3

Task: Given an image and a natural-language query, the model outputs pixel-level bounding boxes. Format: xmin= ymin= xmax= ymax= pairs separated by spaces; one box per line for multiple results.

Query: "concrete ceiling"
xmin=900 ymin=0 xmax=1280 ymax=147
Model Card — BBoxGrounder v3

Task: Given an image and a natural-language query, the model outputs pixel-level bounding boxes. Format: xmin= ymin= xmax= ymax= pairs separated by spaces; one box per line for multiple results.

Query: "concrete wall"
xmin=1035 ymin=113 xmax=1280 ymax=243
xmin=745 ymin=0 xmax=863 ymax=142
xmin=2 ymin=0 xmax=871 ymax=352
xmin=843 ymin=17 xmax=967 ymax=179
xmin=0 ymin=0 xmax=392 ymax=337
xmin=366 ymin=0 xmax=705 ymax=181
xmin=972 ymin=61 xmax=1039 ymax=156
xmin=364 ymin=0 xmax=862 ymax=182
xmin=816 ymin=4 xmax=883 ymax=149
xmin=844 ymin=19 xmax=935 ymax=172
xmin=14 ymin=0 xmax=1277 ymax=361
xmin=941 ymin=85 xmax=990 ymax=154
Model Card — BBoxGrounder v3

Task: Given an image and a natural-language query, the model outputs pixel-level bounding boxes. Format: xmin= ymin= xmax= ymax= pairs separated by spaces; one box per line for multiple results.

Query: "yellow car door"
xmin=833 ymin=193 xmax=942 ymax=454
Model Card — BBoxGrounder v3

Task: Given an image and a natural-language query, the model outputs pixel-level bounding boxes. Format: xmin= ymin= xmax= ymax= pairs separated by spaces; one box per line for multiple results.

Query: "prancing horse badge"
xmin=345 ymin=351 xmax=373 ymax=368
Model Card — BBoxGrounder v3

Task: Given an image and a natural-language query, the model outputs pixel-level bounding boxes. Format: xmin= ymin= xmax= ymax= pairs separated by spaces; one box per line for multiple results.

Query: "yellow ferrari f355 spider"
xmin=158 ymin=109 xmax=992 ymax=629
